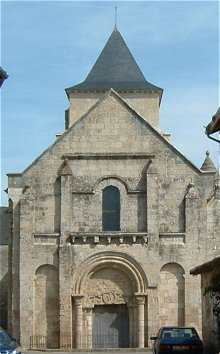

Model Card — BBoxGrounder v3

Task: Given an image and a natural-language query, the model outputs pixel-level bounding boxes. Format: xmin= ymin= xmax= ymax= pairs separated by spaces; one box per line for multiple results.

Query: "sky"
xmin=1 ymin=1 xmax=219 ymax=205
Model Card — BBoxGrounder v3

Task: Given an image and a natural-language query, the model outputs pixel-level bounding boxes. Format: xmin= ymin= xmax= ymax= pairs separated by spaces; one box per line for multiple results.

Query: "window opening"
xmin=102 ymin=186 xmax=120 ymax=231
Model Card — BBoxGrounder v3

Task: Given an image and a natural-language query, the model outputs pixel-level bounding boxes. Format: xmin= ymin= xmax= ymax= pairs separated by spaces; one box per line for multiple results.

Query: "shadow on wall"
xmin=0 ymin=273 xmax=8 ymax=329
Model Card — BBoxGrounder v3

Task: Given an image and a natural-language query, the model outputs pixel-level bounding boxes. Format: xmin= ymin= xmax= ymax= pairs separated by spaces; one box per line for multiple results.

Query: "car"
xmin=0 ymin=328 xmax=21 ymax=354
xmin=150 ymin=326 xmax=204 ymax=354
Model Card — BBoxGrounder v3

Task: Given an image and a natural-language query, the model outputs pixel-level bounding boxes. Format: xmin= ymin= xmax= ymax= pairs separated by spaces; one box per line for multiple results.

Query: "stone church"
xmin=3 ymin=28 xmax=220 ymax=349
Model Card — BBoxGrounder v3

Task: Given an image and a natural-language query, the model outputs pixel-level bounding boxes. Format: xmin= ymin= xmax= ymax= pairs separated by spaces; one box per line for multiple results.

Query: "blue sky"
xmin=1 ymin=1 xmax=219 ymax=205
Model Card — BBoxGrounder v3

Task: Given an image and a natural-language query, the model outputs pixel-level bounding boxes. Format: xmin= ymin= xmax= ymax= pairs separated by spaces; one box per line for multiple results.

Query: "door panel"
xmin=92 ymin=304 xmax=129 ymax=348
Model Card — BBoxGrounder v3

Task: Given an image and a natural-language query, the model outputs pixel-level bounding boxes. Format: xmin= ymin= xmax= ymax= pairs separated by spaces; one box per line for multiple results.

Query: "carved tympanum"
xmin=83 ymin=268 xmax=132 ymax=307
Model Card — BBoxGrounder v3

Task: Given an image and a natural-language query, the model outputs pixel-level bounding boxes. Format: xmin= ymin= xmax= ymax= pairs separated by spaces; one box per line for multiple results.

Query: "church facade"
xmin=6 ymin=29 xmax=220 ymax=349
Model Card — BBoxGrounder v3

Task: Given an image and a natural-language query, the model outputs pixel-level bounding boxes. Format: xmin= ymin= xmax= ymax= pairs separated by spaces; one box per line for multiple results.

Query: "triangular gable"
xmin=23 ymin=88 xmax=208 ymax=175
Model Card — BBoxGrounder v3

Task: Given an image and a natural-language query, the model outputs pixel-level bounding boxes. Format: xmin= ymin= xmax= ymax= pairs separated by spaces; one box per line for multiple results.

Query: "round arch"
xmin=35 ymin=263 xmax=58 ymax=276
xmin=73 ymin=251 xmax=148 ymax=295
xmin=160 ymin=262 xmax=185 ymax=274
xmin=93 ymin=175 xmax=129 ymax=193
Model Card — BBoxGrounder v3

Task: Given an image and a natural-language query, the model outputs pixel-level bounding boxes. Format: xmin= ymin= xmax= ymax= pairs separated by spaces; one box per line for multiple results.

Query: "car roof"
xmin=161 ymin=327 xmax=196 ymax=330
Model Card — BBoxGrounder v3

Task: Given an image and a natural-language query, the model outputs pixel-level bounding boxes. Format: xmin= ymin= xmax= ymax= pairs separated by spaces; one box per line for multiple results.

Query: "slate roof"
xmin=66 ymin=29 xmax=163 ymax=100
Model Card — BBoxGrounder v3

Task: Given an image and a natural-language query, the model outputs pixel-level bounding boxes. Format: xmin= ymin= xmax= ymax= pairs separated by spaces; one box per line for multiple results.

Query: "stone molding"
xmin=159 ymin=232 xmax=185 ymax=244
xmin=33 ymin=233 xmax=60 ymax=245
xmin=63 ymin=153 xmax=155 ymax=160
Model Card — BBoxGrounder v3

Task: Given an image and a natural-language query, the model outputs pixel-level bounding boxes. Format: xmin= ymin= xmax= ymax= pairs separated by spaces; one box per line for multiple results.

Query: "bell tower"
xmin=65 ymin=29 xmax=163 ymax=129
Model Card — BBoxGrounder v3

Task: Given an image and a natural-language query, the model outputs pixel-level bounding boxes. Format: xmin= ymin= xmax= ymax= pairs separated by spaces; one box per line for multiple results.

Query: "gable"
xmin=23 ymin=89 xmax=202 ymax=181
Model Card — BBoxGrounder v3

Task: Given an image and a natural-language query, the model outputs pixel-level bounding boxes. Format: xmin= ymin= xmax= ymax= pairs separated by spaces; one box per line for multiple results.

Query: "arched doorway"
xmin=72 ymin=252 xmax=148 ymax=349
xmin=86 ymin=267 xmax=130 ymax=348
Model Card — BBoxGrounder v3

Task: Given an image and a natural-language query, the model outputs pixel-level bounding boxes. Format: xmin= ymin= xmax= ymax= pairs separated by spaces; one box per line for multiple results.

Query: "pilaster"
xmin=147 ymin=288 xmax=159 ymax=344
xmin=185 ymin=183 xmax=201 ymax=246
xmin=146 ymin=162 xmax=159 ymax=247
xmin=59 ymin=162 xmax=73 ymax=347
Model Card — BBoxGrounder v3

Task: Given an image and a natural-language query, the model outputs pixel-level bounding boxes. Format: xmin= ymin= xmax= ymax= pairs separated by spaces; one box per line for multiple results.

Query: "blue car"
xmin=151 ymin=327 xmax=204 ymax=354
xmin=0 ymin=328 xmax=21 ymax=354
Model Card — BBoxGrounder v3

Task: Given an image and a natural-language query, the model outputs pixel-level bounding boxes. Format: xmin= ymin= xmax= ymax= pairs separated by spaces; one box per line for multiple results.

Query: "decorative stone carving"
xmin=68 ymin=232 xmax=148 ymax=245
xmin=86 ymin=291 xmax=128 ymax=306
xmin=185 ymin=183 xmax=200 ymax=199
xmin=83 ymin=266 xmax=133 ymax=307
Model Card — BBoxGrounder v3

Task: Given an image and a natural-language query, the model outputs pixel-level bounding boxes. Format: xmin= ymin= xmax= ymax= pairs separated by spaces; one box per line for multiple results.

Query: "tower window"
xmin=102 ymin=186 xmax=120 ymax=231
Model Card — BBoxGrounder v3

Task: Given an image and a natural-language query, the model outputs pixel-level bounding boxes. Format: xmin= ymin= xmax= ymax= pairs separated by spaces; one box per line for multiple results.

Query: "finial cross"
xmin=114 ymin=5 xmax=118 ymax=30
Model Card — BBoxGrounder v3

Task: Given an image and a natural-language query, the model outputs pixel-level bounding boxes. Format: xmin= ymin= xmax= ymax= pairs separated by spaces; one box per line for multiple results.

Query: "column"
xmin=85 ymin=307 xmax=93 ymax=349
xmin=135 ymin=294 xmax=145 ymax=348
xmin=74 ymin=296 xmax=84 ymax=349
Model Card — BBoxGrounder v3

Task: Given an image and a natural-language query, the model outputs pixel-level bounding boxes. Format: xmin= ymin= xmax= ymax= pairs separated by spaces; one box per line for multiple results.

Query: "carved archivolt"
xmin=73 ymin=251 xmax=148 ymax=297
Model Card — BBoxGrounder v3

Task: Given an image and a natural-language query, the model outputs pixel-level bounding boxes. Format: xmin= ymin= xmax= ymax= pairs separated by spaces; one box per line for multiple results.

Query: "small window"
xmin=102 ymin=186 xmax=120 ymax=231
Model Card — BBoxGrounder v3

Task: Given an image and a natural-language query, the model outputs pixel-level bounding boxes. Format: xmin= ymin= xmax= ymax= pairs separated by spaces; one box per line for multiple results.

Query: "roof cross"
xmin=114 ymin=5 xmax=118 ymax=31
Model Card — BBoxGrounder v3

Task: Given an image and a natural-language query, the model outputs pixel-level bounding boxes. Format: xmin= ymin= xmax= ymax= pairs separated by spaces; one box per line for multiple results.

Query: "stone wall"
xmin=68 ymin=91 xmax=160 ymax=128
xmin=0 ymin=207 xmax=9 ymax=329
xmin=6 ymin=90 xmax=219 ymax=348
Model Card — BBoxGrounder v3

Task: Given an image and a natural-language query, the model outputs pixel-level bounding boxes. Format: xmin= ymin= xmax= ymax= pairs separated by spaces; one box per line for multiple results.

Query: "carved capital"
xmin=135 ymin=293 xmax=146 ymax=305
xmin=74 ymin=295 xmax=84 ymax=306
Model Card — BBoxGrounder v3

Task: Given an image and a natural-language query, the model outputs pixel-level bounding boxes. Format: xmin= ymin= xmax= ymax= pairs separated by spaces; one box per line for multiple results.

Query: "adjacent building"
xmin=3 ymin=29 xmax=220 ymax=349
xmin=191 ymin=257 xmax=220 ymax=354
xmin=190 ymin=110 xmax=220 ymax=354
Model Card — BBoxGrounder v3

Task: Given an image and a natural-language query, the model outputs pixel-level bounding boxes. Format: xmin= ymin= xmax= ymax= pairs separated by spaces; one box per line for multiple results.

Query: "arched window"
xmin=102 ymin=186 xmax=120 ymax=231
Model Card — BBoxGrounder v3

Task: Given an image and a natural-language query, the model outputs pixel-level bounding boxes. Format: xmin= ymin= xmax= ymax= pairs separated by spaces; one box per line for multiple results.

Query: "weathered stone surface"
xmin=2 ymin=37 xmax=219 ymax=350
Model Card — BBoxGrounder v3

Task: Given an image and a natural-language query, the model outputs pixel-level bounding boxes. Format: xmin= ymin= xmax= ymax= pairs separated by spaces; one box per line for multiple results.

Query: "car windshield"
xmin=0 ymin=331 xmax=16 ymax=349
xmin=161 ymin=328 xmax=199 ymax=341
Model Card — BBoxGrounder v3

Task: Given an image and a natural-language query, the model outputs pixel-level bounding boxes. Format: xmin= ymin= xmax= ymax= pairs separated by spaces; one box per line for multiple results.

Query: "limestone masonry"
xmin=1 ymin=29 xmax=220 ymax=349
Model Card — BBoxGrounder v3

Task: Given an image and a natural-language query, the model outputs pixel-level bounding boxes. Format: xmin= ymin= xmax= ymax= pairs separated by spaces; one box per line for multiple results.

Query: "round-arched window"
xmin=102 ymin=186 xmax=120 ymax=231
